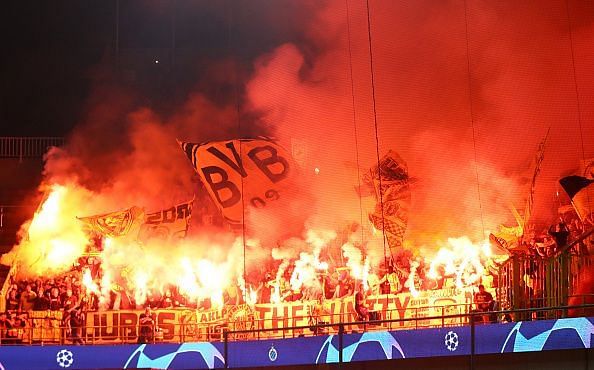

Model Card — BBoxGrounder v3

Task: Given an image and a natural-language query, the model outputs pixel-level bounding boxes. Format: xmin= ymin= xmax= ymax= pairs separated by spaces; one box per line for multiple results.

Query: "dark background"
xmin=0 ymin=0 xmax=310 ymax=136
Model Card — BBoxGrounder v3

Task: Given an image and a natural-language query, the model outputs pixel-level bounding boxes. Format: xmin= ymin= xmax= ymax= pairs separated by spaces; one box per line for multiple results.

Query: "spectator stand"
xmin=497 ymin=224 xmax=594 ymax=321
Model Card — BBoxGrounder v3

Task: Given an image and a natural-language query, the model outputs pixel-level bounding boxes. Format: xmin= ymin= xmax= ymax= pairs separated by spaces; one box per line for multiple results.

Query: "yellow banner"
xmin=139 ymin=199 xmax=193 ymax=243
xmin=76 ymin=288 xmax=469 ymax=343
xmin=251 ymin=288 xmax=470 ymax=337
xmin=78 ymin=206 xmax=144 ymax=238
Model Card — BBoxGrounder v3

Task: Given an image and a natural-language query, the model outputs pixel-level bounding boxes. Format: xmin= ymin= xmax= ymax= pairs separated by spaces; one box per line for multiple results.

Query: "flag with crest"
xmin=178 ymin=137 xmax=296 ymax=224
xmin=363 ymin=150 xmax=411 ymax=257
xmin=78 ymin=206 xmax=144 ymax=238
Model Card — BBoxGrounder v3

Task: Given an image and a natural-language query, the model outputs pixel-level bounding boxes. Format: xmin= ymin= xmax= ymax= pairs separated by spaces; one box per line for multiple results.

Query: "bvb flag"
xmin=559 ymin=176 xmax=594 ymax=221
xmin=178 ymin=137 xmax=295 ymax=224
xmin=138 ymin=199 xmax=194 ymax=243
xmin=78 ymin=206 xmax=144 ymax=238
xmin=363 ymin=151 xmax=411 ymax=256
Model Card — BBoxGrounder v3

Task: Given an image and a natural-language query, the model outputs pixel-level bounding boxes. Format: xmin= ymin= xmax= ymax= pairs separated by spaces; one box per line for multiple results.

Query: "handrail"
xmin=0 ymin=136 xmax=65 ymax=160
xmin=553 ymin=226 xmax=594 ymax=257
xmin=225 ymin=303 xmax=594 ymax=337
xmin=1 ymin=303 xmax=593 ymax=346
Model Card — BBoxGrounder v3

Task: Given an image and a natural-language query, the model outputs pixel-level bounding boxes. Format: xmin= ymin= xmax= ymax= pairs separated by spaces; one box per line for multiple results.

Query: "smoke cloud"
xmin=7 ymin=0 xmax=594 ymax=283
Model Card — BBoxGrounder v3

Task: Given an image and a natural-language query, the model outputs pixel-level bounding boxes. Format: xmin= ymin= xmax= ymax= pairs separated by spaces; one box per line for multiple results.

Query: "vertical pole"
xmin=223 ymin=330 xmax=229 ymax=368
xmin=338 ymin=323 xmax=344 ymax=364
xmin=545 ymin=258 xmax=553 ymax=309
xmin=511 ymin=256 xmax=521 ymax=314
xmin=470 ymin=312 xmax=475 ymax=370
xmin=560 ymin=251 xmax=569 ymax=317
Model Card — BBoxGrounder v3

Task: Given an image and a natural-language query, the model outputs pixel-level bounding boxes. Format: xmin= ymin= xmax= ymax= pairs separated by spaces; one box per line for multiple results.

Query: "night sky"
xmin=1 ymin=0 xmax=311 ymax=136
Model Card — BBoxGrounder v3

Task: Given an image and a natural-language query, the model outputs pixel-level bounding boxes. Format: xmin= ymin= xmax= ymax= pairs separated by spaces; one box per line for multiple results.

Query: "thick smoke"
xmin=7 ymin=0 xmax=594 ymax=283
xmin=247 ymin=0 xmax=594 ymax=250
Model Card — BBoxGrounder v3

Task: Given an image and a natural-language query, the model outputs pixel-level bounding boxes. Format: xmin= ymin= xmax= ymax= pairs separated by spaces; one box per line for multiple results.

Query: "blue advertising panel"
xmin=474 ymin=317 xmax=594 ymax=354
xmin=227 ymin=335 xmax=333 ymax=367
xmin=0 ymin=317 xmax=592 ymax=369
xmin=0 ymin=341 xmax=225 ymax=370
xmin=330 ymin=326 xmax=470 ymax=363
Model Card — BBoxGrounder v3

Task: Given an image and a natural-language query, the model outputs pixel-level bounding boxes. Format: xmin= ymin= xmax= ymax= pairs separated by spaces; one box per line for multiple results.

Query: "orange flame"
xmin=7 ymin=184 xmax=91 ymax=277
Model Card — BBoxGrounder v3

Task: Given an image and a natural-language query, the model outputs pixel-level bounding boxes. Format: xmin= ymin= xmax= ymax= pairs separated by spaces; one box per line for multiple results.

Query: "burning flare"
xmin=2 ymin=184 xmax=91 ymax=276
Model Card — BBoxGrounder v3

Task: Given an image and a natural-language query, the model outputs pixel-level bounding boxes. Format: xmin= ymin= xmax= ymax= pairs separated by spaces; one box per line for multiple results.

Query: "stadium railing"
xmin=2 ymin=300 xmax=594 ymax=346
xmin=0 ymin=137 xmax=65 ymax=160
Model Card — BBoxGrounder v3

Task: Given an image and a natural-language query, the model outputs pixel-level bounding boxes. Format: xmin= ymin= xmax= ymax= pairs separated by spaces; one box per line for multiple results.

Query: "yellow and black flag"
xmin=362 ymin=150 xmax=411 ymax=257
xmin=178 ymin=137 xmax=295 ymax=224
xmin=138 ymin=198 xmax=194 ymax=243
xmin=78 ymin=206 xmax=144 ymax=238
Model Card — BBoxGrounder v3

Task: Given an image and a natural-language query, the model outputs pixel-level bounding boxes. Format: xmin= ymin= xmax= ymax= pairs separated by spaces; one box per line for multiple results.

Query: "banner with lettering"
xmin=138 ymin=198 xmax=194 ymax=243
xmin=77 ymin=289 xmax=470 ymax=343
xmin=251 ymin=288 xmax=471 ymax=337
xmin=179 ymin=137 xmax=295 ymax=224
xmin=28 ymin=310 xmax=63 ymax=343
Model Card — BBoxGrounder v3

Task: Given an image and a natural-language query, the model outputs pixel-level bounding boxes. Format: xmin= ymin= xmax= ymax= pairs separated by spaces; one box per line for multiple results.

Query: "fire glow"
xmin=4 ymin=184 xmax=91 ymax=276
xmin=6 ymin=183 xmax=501 ymax=309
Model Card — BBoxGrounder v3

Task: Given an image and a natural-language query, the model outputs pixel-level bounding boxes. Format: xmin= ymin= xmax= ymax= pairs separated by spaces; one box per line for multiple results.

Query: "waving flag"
xmin=138 ymin=199 xmax=194 ymax=243
xmin=363 ymin=151 xmax=411 ymax=257
xmin=78 ymin=206 xmax=144 ymax=238
xmin=179 ymin=137 xmax=295 ymax=224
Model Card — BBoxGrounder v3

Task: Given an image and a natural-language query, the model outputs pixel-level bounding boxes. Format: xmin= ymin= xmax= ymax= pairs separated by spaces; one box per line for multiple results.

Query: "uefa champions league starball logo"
xmin=501 ymin=317 xmax=594 ymax=353
xmin=316 ymin=332 xmax=405 ymax=363
xmin=123 ymin=342 xmax=225 ymax=369
xmin=444 ymin=331 xmax=459 ymax=352
xmin=56 ymin=349 xmax=74 ymax=368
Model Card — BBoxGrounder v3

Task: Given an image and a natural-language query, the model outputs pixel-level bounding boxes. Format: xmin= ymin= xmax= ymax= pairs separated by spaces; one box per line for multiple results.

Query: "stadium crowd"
xmin=521 ymin=216 xmax=592 ymax=257
xmin=1 ymin=214 xmax=592 ymax=344
xmin=3 ymin=216 xmax=592 ymax=312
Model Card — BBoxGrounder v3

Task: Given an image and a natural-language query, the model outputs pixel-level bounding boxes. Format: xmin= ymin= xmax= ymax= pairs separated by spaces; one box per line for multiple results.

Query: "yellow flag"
xmin=78 ymin=206 xmax=144 ymax=238
xmin=138 ymin=199 xmax=193 ymax=243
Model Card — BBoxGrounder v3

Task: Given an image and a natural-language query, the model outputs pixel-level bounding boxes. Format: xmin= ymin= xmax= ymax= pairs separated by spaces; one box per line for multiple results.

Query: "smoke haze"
xmin=8 ymin=0 xmax=594 ymax=275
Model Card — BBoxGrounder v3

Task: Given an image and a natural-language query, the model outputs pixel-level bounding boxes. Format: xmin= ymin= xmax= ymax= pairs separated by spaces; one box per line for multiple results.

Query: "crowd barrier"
xmin=0 ymin=288 xmax=473 ymax=344
xmin=1 ymin=304 xmax=593 ymax=370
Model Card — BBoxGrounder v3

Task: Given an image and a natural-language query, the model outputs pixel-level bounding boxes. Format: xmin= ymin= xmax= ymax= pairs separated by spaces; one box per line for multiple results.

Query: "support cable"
xmin=227 ymin=1 xmax=248 ymax=300
xmin=463 ymin=0 xmax=486 ymax=239
xmin=345 ymin=0 xmax=366 ymax=248
xmin=365 ymin=0 xmax=389 ymax=266
xmin=565 ymin=0 xmax=591 ymax=216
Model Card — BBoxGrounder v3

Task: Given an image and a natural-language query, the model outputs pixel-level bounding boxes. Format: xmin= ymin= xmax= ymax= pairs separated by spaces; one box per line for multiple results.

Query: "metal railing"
xmin=223 ymin=303 xmax=594 ymax=369
xmin=0 ymin=303 xmax=471 ymax=346
xmin=2 ymin=299 xmax=594 ymax=346
xmin=0 ymin=137 xmax=65 ymax=160
xmin=497 ymin=235 xmax=594 ymax=313
xmin=224 ymin=302 xmax=474 ymax=341
xmin=226 ymin=303 xmax=594 ymax=337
